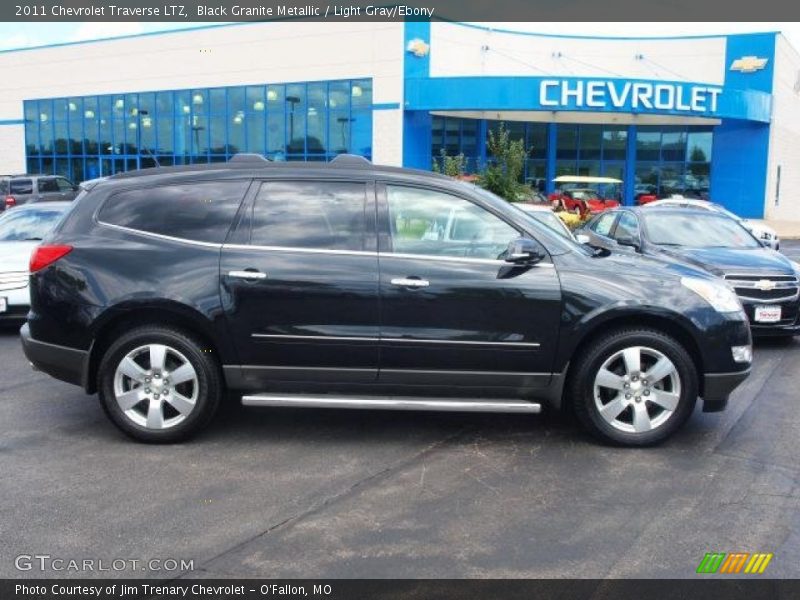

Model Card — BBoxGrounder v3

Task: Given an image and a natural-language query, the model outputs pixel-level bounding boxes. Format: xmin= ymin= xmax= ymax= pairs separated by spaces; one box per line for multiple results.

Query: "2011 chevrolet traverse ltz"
xmin=21 ymin=155 xmax=752 ymax=446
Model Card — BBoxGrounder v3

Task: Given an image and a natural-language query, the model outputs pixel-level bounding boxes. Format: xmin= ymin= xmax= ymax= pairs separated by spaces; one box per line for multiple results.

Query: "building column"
xmin=545 ymin=123 xmax=557 ymax=195
xmin=624 ymin=124 xmax=637 ymax=205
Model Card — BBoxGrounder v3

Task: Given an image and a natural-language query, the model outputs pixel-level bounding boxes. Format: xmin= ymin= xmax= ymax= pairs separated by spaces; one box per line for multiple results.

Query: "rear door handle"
xmin=391 ymin=277 xmax=429 ymax=288
xmin=228 ymin=270 xmax=267 ymax=280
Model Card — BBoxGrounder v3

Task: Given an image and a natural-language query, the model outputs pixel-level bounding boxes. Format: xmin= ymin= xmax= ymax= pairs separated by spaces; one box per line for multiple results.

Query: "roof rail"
xmin=329 ymin=154 xmax=372 ymax=168
xmin=229 ymin=153 xmax=272 ymax=164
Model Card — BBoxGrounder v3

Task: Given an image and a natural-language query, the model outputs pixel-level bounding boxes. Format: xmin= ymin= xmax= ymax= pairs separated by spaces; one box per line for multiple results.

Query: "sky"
xmin=0 ymin=22 xmax=798 ymax=52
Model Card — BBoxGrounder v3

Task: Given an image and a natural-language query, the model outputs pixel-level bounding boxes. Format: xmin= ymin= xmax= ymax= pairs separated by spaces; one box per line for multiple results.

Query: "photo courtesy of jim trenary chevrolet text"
xmin=1 ymin=1 xmax=800 ymax=599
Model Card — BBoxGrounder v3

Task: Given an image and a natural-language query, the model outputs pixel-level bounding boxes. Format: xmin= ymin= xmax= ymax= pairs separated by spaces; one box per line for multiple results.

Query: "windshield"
xmin=709 ymin=203 xmax=742 ymax=221
xmin=0 ymin=207 xmax=67 ymax=241
xmin=643 ymin=213 xmax=760 ymax=249
xmin=571 ymin=190 xmax=600 ymax=201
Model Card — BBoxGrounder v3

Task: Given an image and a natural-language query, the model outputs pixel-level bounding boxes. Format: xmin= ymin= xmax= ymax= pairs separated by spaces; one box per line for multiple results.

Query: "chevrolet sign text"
xmin=540 ymin=80 xmax=722 ymax=113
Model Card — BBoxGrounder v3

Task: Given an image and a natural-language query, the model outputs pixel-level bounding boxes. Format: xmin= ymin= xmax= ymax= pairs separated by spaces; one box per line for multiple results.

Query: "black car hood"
xmin=654 ymin=246 xmax=794 ymax=276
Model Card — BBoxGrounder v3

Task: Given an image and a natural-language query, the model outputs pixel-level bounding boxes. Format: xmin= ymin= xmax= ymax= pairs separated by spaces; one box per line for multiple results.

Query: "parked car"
xmin=22 ymin=155 xmax=751 ymax=446
xmin=644 ymin=197 xmax=780 ymax=250
xmin=1 ymin=174 xmax=79 ymax=212
xmin=634 ymin=184 xmax=658 ymax=205
xmin=549 ymin=176 xmax=621 ymax=216
xmin=514 ymin=203 xmax=576 ymax=241
xmin=0 ymin=202 xmax=71 ymax=323
xmin=577 ymin=207 xmax=799 ymax=337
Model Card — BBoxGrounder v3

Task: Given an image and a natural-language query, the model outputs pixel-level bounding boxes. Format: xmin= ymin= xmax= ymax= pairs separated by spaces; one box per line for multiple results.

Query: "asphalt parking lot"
xmin=2 ymin=242 xmax=799 ymax=579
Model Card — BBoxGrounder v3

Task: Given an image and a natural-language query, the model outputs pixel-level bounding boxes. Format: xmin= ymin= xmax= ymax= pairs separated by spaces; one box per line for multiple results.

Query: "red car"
xmin=549 ymin=176 xmax=622 ymax=216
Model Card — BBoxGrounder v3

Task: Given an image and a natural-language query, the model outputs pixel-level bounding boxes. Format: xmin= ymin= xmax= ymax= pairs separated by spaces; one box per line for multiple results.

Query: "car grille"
xmin=0 ymin=271 xmax=28 ymax=291
xmin=724 ymin=274 xmax=799 ymax=303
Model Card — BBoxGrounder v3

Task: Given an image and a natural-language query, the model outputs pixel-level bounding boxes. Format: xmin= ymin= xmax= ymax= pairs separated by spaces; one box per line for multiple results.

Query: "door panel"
xmin=220 ymin=179 xmax=379 ymax=387
xmin=377 ymin=184 xmax=562 ymax=388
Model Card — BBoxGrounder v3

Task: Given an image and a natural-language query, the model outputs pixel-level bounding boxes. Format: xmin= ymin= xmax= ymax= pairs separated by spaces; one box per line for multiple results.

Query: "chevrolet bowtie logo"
xmin=730 ymin=56 xmax=769 ymax=73
xmin=755 ymin=279 xmax=777 ymax=291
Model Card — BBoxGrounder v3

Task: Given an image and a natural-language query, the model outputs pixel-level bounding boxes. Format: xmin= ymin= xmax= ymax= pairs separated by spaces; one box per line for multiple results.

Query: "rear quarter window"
xmin=10 ymin=179 xmax=33 ymax=195
xmin=97 ymin=180 xmax=250 ymax=243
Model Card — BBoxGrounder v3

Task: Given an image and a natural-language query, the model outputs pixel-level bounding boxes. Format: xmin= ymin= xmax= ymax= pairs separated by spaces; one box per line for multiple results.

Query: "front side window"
xmin=56 ymin=178 xmax=74 ymax=192
xmin=590 ymin=212 xmax=617 ymax=237
xmin=251 ymin=181 xmax=367 ymax=251
xmin=98 ymin=180 xmax=249 ymax=243
xmin=614 ymin=212 xmax=640 ymax=241
xmin=386 ymin=185 xmax=518 ymax=259
xmin=38 ymin=178 xmax=60 ymax=193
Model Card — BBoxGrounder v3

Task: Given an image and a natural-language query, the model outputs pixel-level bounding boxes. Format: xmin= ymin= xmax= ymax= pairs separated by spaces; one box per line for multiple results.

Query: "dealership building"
xmin=0 ymin=20 xmax=798 ymax=219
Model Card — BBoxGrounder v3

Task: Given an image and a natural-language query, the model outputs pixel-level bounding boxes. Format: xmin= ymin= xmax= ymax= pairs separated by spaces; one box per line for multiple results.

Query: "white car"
xmin=644 ymin=197 xmax=779 ymax=250
xmin=0 ymin=202 xmax=70 ymax=324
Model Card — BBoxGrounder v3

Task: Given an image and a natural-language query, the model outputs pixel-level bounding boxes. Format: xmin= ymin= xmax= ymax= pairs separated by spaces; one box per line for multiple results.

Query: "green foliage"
xmin=478 ymin=123 xmax=528 ymax=201
xmin=432 ymin=148 xmax=467 ymax=177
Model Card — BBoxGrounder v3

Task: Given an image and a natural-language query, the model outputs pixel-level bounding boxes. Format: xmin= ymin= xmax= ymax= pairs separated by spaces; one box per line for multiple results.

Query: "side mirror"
xmin=761 ymin=239 xmax=772 ymax=248
xmin=575 ymin=233 xmax=590 ymax=245
xmin=616 ymin=235 xmax=640 ymax=251
xmin=505 ymin=238 xmax=545 ymax=265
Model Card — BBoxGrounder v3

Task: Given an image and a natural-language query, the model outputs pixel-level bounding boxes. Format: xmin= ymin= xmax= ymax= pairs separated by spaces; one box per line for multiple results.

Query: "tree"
xmin=478 ymin=123 xmax=527 ymax=201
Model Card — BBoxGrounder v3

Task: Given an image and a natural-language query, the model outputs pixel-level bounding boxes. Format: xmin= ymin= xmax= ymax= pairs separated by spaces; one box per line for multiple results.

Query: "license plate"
xmin=0 ymin=297 xmax=6 ymax=313
xmin=754 ymin=305 xmax=782 ymax=323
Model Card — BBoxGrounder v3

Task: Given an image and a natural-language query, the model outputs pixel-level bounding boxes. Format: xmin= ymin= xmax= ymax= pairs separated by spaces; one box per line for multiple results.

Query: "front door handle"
xmin=228 ymin=270 xmax=267 ymax=280
xmin=391 ymin=277 xmax=430 ymax=288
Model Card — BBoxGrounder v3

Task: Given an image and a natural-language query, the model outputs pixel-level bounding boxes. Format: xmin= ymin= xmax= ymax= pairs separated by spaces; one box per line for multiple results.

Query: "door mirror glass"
xmin=505 ymin=238 xmax=545 ymax=264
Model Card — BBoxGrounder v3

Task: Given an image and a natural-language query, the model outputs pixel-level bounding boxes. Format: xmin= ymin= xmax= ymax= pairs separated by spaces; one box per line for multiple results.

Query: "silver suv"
xmin=1 ymin=174 xmax=79 ymax=212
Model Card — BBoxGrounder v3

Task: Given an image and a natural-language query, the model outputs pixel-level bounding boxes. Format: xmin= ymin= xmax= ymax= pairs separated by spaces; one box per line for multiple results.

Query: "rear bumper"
xmin=20 ymin=322 xmax=88 ymax=388
xmin=702 ymin=368 xmax=751 ymax=412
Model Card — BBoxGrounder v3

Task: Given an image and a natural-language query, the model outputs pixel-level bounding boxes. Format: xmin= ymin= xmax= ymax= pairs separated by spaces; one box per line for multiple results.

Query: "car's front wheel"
xmin=570 ymin=328 xmax=698 ymax=446
xmin=97 ymin=325 xmax=221 ymax=443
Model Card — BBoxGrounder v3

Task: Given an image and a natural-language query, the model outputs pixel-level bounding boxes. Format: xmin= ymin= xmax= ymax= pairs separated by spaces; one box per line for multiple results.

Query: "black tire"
xmin=97 ymin=325 xmax=221 ymax=443
xmin=569 ymin=328 xmax=698 ymax=447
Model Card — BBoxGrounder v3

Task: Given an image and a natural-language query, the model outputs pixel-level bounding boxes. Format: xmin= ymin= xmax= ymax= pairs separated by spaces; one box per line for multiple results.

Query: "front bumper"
xmin=702 ymin=368 xmax=751 ymax=412
xmin=20 ymin=322 xmax=88 ymax=388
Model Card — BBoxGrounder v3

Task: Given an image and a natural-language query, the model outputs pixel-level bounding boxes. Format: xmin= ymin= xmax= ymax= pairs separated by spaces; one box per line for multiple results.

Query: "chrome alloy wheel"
xmin=593 ymin=346 xmax=681 ymax=434
xmin=113 ymin=344 xmax=199 ymax=430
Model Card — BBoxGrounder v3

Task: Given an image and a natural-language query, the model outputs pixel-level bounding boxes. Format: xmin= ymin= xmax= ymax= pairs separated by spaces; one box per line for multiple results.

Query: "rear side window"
xmin=0 ymin=180 xmax=8 ymax=194
xmin=251 ymin=181 xmax=367 ymax=251
xmin=10 ymin=179 xmax=33 ymax=195
xmin=98 ymin=180 xmax=249 ymax=243
xmin=38 ymin=178 xmax=59 ymax=193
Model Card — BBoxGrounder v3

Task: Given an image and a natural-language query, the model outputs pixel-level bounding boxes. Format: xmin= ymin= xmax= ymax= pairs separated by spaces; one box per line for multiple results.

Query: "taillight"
xmin=4 ymin=196 xmax=15 ymax=208
xmin=29 ymin=244 xmax=73 ymax=273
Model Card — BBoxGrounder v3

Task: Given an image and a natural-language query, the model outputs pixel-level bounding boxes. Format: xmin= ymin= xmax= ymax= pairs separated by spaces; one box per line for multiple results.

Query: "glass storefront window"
xmin=23 ymin=79 xmax=372 ymax=182
xmin=636 ymin=128 xmax=661 ymax=161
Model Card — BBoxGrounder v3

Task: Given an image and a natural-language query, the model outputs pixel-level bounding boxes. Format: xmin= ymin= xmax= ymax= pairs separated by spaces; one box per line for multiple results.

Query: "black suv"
xmin=1 ymin=174 xmax=79 ymax=212
xmin=21 ymin=155 xmax=752 ymax=446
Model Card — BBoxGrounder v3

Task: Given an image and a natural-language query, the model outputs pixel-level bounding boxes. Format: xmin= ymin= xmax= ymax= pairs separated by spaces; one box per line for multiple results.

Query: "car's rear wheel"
xmin=97 ymin=325 xmax=221 ymax=443
xmin=570 ymin=328 xmax=698 ymax=446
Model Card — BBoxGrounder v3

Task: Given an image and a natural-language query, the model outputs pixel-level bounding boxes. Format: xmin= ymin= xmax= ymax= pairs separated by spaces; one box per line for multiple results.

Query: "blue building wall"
xmin=402 ymin=24 xmax=777 ymax=217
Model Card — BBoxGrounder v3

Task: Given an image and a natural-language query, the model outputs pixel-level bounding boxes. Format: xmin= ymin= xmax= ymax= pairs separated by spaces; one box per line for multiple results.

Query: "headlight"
xmin=681 ymin=277 xmax=743 ymax=313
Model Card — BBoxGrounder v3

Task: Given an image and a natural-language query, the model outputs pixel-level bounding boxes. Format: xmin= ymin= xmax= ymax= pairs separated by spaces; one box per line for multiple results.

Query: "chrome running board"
xmin=241 ymin=394 xmax=541 ymax=414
